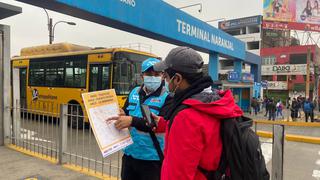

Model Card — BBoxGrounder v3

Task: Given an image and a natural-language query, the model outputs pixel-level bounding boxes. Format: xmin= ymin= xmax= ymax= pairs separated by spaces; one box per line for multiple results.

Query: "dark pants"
xmin=268 ymin=111 xmax=275 ymax=121
xmin=121 ymin=154 xmax=162 ymax=180
xmin=305 ymin=111 xmax=314 ymax=122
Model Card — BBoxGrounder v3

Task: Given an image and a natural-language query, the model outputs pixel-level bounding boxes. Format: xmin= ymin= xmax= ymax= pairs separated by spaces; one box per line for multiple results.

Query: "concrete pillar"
xmin=0 ymin=25 xmax=11 ymax=145
xmin=234 ymin=59 xmax=243 ymax=74
xmin=208 ymin=52 xmax=219 ymax=81
xmin=251 ymin=64 xmax=258 ymax=82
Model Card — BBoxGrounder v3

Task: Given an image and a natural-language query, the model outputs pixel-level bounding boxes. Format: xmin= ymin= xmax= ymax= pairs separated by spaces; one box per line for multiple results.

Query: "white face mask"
xmin=143 ymin=76 xmax=162 ymax=92
xmin=165 ymin=74 xmax=179 ymax=97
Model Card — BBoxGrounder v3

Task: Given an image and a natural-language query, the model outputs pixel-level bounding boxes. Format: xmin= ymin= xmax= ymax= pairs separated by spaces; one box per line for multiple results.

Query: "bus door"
xmin=89 ymin=64 xmax=110 ymax=92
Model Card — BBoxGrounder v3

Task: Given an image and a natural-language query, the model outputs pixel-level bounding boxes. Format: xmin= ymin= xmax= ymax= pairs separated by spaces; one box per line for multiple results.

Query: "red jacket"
xmin=157 ymin=90 xmax=243 ymax=180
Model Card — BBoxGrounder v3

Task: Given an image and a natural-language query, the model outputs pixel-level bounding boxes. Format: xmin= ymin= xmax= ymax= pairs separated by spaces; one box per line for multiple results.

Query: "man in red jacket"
xmin=153 ymin=47 xmax=243 ymax=180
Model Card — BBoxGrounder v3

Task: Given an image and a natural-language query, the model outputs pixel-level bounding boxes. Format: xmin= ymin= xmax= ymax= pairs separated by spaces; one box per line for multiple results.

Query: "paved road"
xmin=0 ymin=146 xmax=98 ymax=180
xmin=9 ymin=115 xmax=320 ymax=180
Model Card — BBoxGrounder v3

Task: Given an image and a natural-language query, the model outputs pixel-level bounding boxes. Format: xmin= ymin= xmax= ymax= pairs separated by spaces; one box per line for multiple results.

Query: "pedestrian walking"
xmin=267 ymin=99 xmax=276 ymax=121
xmin=251 ymin=97 xmax=259 ymax=116
xmin=291 ymin=98 xmax=299 ymax=122
xmin=276 ymin=99 xmax=283 ymax=119
xmin=303 ymin=98 xmax=315 ymax=122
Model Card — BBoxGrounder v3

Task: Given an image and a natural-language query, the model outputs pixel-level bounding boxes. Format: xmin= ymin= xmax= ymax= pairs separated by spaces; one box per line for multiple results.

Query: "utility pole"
xmin=49 ymin=18 xmax=53 ymax=44
xmin=306 ymin=47 xmax=311 ymax=99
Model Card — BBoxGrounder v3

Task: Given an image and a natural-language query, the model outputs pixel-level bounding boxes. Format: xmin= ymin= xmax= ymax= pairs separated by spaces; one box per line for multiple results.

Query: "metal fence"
xmin=8 ymin=101 xmax=122 ymax=179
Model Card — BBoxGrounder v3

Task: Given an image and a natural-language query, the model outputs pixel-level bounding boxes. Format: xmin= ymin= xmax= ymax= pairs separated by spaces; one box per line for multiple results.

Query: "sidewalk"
xmin=0 ymin=146 xmax=98 ymax=180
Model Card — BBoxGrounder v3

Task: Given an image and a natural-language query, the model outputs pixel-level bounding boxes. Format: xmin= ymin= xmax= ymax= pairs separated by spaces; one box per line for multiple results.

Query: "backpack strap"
xmin=149 ymin=131 xmax=164 ymax=162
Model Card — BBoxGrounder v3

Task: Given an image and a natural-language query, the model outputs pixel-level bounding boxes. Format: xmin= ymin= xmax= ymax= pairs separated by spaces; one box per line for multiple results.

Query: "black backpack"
xmin=170 ymin=106 xmax=270 ymax=180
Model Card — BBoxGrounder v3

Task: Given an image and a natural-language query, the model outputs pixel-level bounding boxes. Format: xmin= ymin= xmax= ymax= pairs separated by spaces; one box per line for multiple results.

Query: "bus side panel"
xmin=26 ymin=87 xmax=88 ymax=121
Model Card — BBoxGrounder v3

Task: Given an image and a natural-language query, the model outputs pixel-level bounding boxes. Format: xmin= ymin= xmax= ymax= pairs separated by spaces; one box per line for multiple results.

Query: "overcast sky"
xmin=0 ymin=0 xmax=262 ymax=62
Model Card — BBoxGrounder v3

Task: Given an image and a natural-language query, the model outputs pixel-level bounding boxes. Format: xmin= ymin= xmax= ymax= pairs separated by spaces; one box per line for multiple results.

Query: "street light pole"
xmin=43 ymin=8 xmax=53 ymax=44
xmin=206 ymin=18 xmax=226 ymax=23
xmin=178 ymin=3 xmax=202 ymax=13
xmin=52 ymin=21 xmax=76 ymax=43
xmin=49 ymin=18 xmax=53 ymax=44
xmin=43 ymin=9 xmax=76 ymax=44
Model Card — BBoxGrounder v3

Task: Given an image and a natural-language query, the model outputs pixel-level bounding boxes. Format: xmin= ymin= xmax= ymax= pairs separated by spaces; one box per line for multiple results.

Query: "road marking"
xmin=313 ymin=170 xmax=320 ymax=179
xmin=260 ymin=139 xmax=272 ymax=164
xmin=20 ymin=128 xmax=52 ymax=143
xmin=316 ymin=159 xmax=320 ymax=166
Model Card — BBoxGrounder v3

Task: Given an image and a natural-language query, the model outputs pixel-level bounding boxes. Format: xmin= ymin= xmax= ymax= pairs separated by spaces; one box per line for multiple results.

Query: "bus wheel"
xmin=67 ymin=104 xmax=84 ymax=129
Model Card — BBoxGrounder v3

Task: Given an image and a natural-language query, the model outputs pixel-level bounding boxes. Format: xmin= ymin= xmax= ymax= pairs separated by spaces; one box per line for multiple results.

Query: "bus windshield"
xmin=112 ymin=52 xmax=153 ymax=95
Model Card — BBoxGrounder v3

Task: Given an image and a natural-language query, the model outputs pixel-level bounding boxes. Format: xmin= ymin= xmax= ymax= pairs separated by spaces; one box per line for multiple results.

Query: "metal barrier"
xmin=254 ymin=120 xmax=320 ymax=180
xmin=7 ymin=101 xmax=122 ymax=179
xmin=61 ymin=104 xmax=122 ymax=179
xmin=9 ymin=100 xmax=59 ymax=162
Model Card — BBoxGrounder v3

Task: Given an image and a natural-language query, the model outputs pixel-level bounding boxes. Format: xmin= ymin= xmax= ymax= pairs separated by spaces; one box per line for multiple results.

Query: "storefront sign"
xmin=262 ymin=64 xmax=313 ymax=75
xmin=267 ymin=81 xmax=288 ymax=90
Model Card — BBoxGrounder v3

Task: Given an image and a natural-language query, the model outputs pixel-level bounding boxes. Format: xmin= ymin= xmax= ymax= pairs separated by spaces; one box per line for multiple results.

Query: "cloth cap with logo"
xmin=153 ymin=46 xmax=203 ymax=73
xmin=141 ymin=58 xmax=161 ymax=73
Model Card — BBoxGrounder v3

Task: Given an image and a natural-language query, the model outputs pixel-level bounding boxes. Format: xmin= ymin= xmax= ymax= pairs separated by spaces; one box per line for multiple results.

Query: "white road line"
xmin=313 ymin=170 xmax=320 ymax=179
xmin=260 ymin=139 xmax=272 ymax=164
xmin=316 ymin=159 xmax=320 ymax=166
xmin=20 ymin=128 xmax=52 ymax=143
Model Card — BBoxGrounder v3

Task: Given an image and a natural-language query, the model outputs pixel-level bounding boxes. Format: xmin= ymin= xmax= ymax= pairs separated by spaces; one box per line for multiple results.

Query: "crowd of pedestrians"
xmin=251 ymin=95 xmax=317 ymax=122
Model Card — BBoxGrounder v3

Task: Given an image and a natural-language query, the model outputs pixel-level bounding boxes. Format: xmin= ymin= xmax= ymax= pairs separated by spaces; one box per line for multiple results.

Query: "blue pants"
xmin=276 ymin=109 xmax=283 ymax=117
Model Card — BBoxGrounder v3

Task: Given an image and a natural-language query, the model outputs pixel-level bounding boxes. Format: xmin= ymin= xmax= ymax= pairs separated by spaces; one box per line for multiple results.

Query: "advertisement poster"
xmin=82 ymin=89 xmax=133 ymax=158
xmin=263 ymin=0 xmax=296 ymax=23
xmin=263 ymin=0 xmax=320 ymax=31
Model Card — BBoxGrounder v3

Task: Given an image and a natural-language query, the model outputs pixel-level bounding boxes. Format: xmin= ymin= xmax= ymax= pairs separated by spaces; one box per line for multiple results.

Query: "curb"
xmin=256 ymin=131 xmax=320 ymax=144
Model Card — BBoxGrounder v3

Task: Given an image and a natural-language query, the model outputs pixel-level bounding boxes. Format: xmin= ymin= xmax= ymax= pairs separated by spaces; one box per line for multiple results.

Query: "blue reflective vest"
xmin=124 ymin=86 xmax=168 ymax=160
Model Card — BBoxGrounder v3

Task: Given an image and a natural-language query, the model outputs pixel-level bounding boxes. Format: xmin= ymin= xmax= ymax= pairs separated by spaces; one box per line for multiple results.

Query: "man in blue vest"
xmin=109 ymin=58 xmax=168 ymax=180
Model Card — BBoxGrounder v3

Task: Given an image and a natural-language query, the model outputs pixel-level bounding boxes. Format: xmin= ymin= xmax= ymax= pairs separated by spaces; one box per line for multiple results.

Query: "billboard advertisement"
xmin=263 ymin=0 xmax=320 ymax=32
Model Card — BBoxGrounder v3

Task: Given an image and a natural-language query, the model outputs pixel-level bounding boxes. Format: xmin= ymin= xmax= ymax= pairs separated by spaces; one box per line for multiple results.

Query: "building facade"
xmin=217 ymin=16 xmax=263 ymax=111
xmin=261 ymin=45 xmax=320 ymax=102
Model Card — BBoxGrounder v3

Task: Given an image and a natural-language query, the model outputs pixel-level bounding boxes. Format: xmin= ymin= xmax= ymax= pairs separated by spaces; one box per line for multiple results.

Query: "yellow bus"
xmin=11 ymin=43 xmax=158 ymax=128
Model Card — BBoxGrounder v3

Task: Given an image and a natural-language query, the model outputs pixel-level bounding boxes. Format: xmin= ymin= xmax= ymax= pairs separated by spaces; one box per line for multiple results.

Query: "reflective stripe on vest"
xmin=124 ymin=86 xmax=168 ymax=161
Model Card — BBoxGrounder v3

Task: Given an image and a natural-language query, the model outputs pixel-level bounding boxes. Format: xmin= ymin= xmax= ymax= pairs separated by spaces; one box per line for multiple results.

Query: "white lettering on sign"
xmin=120 ymin=0 xmax=136 ymax=7
xmin=176 ymin=19 xmax=234 ymax=51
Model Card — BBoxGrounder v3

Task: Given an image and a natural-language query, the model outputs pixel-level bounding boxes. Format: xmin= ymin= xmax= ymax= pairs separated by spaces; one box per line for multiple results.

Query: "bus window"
xmin=113 ymin=52 xmax=151 ymax=95
xmin=89 ymin=64 xmax=110 ymax=92
xmin=65 ymin=58 xmax=87 ymax=88
xmin=29 ymin=55 xmax=87 ymax=88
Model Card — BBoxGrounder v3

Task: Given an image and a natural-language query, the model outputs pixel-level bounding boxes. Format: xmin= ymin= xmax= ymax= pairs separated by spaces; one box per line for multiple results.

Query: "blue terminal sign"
xmin=17 ymin=0 xmax=246 ymax=59
xmin=228 ymin=71 xmax=241 ymax=82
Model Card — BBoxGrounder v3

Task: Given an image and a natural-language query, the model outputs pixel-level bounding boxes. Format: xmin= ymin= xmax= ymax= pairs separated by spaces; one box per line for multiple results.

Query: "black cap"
xmin=153 ymin=46 xmax=204 ymax=73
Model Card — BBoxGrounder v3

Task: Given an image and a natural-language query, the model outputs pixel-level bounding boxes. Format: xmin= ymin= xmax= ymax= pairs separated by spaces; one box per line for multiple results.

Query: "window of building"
xmin=241 ymin=27 xmax=247 ymax=35
xmin=247 ymin=41 xmax=260 ymax=50
xmin=262 ymin=56 xmax=276 ymax=65
xmin=277 ymin=75 xmax=287 ymax=81
xmin=225 ymin=29 xmax=241 ymax=36
xmin=262 ymin=75 xmax=273 ymax=81
xmin=248 ymin=25 xmax=260 ymax=34
xmin=289 ymin=53 xmax=313 ymax=64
